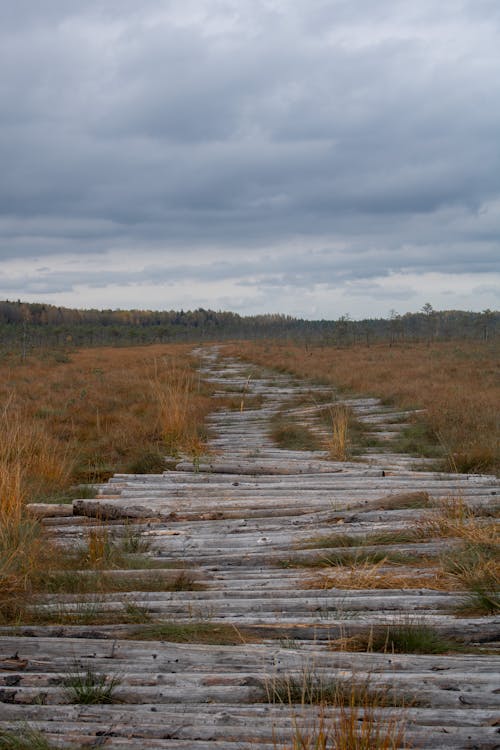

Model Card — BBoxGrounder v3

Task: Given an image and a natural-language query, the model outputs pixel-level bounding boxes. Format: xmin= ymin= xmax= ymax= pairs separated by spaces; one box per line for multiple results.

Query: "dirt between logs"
xmin=1 ymin=346 xmax=499 ymax=749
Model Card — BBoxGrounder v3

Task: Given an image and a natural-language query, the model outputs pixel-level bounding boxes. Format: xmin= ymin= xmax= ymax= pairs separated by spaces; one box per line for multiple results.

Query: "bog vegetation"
xmin=224 ymin=340 xmax=499 ymax=475
xmin=0 ymin=330 xmax=498 ymax=749
xmin=0 ymin=344 xmax=212 ymax=622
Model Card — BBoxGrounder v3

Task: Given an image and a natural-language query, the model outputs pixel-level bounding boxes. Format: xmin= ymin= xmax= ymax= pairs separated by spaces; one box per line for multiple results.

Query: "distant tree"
xmin=335 ymin=314 xmax=352 ymax=346
xmin=389 ymin=309 xmax=404 ymax=346
xmin=480 ymin=308 xmax=494 ymax=341
xmin=421 ymin=303 xmax=436 ymax=344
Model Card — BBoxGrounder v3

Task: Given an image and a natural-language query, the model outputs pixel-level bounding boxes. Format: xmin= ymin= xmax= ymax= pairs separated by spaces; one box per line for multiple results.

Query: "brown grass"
xmin=0 ymin=344 xmax=212 ymax=486
xmin=416 ymin=496 xmax=499 ymax=544
xmin=417 ymin=498 xmax=500 ymax=614
xmin=0 ymin=344 xmax=213 ymax=621
xmin=271 ymin=675 xmax=411 ymax=749
xmin=223 ymin=340 xmax=499 ymax=474
xmin=0 ymin=400 xmax=73 ymax=615
xmin=305 ymin=560 xmax=452 ymax=591
xmin=326 ymin=405 xmax=350 ymax=460
xmin=277 ymin=707 xmax=409 ymax=750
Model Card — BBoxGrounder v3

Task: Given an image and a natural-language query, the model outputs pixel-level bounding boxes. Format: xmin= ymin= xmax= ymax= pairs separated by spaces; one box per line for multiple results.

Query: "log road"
xmin=1 ymin=346 xmax=499 ymax=748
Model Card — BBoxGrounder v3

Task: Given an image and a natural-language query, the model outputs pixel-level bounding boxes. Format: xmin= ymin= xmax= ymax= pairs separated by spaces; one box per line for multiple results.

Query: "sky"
xmin=0 ymin=0 xmax=499 ymax=319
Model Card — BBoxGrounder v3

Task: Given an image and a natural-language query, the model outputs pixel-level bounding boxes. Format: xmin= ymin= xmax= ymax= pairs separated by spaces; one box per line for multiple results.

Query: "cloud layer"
xmin=1 ymin=1 xmax=499 ymax=317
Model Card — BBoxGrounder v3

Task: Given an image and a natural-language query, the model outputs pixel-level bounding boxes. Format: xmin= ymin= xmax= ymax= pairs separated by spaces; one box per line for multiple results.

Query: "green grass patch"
xmin=63 ymin=663 xmax=121 ymax=704
xmin=0 ymin=727 xmax=62 ymax=750
xmin=282 ymin=548 xmax=420 ymax=568
xmin=25 ymin=598 xmax=153 ymax=627
xmin=270 ymin=415 xmax=322 ymax=451
xmin=31 ymin=484 xmax=97 ymax=504
xmin=127 ymin=450 xmax=167 ymax=474
xmin=388 ymin=421 xmax=443 ymax=459
xmin=301 ymin=530 xmax=421 ymax=550
xmin=127 ymin=620 xmax=253 ymax=644
xmin=339 ymin=622 xmax=468 ymax=654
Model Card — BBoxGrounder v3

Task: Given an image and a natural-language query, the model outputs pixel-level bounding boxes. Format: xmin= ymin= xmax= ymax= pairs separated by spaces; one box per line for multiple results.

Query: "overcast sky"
xmin=1 ymin=0 xmax=499 ymax=319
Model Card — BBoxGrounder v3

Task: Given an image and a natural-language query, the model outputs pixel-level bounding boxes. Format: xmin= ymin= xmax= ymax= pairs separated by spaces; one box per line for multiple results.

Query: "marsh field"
xmin=0 ymin=339 xmax=499 ymax=749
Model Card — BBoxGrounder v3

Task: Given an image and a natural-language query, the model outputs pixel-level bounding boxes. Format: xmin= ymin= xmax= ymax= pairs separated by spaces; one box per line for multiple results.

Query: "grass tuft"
xmin=277 ymin=707 xmax=410 ymax=750
xmin=0 ymin=727 xmax=59 ymax=750
xmin=264 ymin=669 xmax=414 ymax=709
xmin=444 ymin=542 xmax=500 ymax=615
xmin=331 ymin=621 xmax=466 ymax=654
xmin=63 ymin=663 xmax=121 ymax=704
xmin=271 ymin=416 xmax=322 ymax=452
xmin=326 ymin=405 xmax=350 ymax=461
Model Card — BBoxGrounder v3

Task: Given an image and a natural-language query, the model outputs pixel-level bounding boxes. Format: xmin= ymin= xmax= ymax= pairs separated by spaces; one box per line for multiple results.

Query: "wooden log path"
xmin=1 ymin=346 xmax=499 ymax=748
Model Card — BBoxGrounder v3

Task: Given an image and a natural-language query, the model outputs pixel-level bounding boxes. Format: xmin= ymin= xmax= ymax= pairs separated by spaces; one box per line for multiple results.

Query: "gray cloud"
xmin=0 ymin=1 xmax=499 ymax=315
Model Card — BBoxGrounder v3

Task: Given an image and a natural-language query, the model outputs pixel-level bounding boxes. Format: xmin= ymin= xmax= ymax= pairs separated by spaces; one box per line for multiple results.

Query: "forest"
xmin=0 ymin=299 xmax=497 ymax=352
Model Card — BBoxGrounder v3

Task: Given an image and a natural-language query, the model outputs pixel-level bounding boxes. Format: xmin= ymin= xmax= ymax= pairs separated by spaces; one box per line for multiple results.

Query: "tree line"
xmin=0 ymin=299 xmax=497 ymax=353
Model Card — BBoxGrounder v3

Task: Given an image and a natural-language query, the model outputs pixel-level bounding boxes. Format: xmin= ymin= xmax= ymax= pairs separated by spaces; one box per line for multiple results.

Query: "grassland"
xmin=223 ymin=340 xmax=499 ymax=474
xmin=0 ymin=344 xmax=213 ymax=622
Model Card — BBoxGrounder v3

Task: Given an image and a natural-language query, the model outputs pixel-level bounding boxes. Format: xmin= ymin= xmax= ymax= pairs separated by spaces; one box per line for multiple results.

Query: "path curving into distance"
xmin=1 ymin=346 xmax=499 ymax=749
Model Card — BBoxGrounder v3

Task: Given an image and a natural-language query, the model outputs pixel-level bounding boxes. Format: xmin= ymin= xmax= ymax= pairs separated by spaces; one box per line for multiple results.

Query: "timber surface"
xmin=1 ymin=347 xmax=499 ymax=749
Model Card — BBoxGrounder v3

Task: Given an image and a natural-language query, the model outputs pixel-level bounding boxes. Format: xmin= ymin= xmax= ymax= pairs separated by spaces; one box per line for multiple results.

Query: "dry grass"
xmin=364 ymin=492 xmax=432 ymax=511
xmin=0 ymin=344 xmax=213 ymax=622
xmin=326 ymin=405 xmax=350 ymax=460
xmin=417 ymin=498 xmax=500 ymax=614
xmin=277 ymin=707 xmax=409 ymax=750
xmin=303 ymin=499 xmax=499 ymax=602
xmin=0 ymin=400 xmax=73 ymax=616
xmin=0 ymin=344 xmax=212 ymax=486
xmin=416 ymin=496 xmax=499 ymax=543
xmin=151 ymin=366 xmax=206 ymax=455
xmin=223 ymin=340 xmax=499 ymax=474
xmin=270 ymin=672 xmax=411 ymax=750
xmin=265 ymin=670 xmax=409 ymax=708
xmin=305 ymin=558 xmax=451 ymax=591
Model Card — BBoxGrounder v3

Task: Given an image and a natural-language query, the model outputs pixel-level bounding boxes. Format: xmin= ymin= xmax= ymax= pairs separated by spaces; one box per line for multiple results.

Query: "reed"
xmin=326 ymin=404 xmax=350 ymax=460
